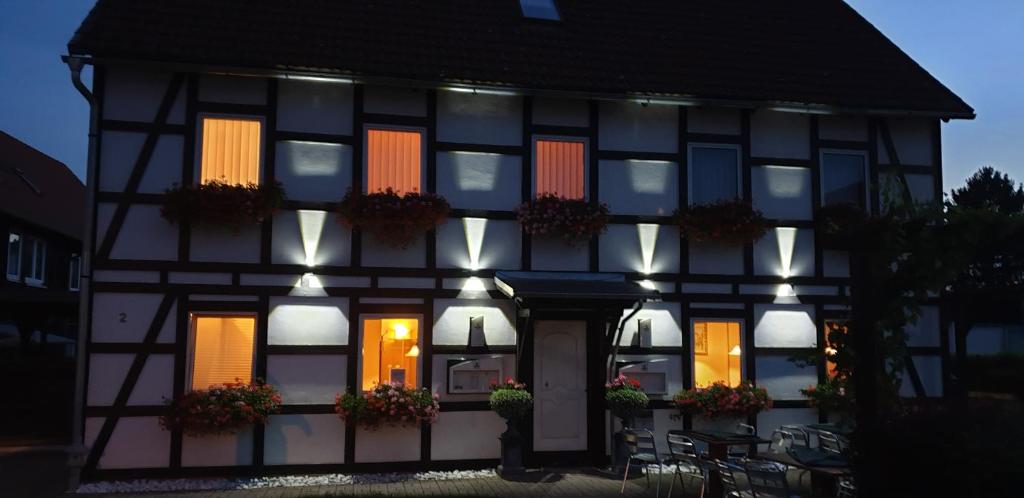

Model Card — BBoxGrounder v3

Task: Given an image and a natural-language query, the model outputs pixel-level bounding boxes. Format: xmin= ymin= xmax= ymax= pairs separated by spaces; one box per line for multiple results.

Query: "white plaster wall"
xmin=754 ymin=304 xmax=817 ymax=348
xmin=531 ymin=236 xmax=588 ymax=271
xmin=105 ymin=204 xmax=179 ymax=261
xmin=190 ymin=225 xmax=261 ymax=263
xmin=99 ymin=132 xmax=183 ymax=194
xmin=905 ymin=305 xmax=941 ymax=347
xmin=598 ymin=101 xmax=677 ymax=153
xmin=91 ymin=292 xmax=176 ymax=343
xmin=755 ymin=355 xmax=817 ymax=400
xmin=687 ymin=107 xmax=741 ymax=136
xmin=899 ymin=355 xmax=943 ymax=397
xmin=364 ymin=85 xmax=427 ymax=116
xmin=616 ymin=302 xmax=683 ymax=348
xmin=271 ymin=209 xmax=352 ymax=267
xmin=430 ymin=411 xmax=505 ymax=460
xmin=906 ymin=173 xmax=936 ymax=204
xmin=751 ymin=166 xmax=813 ymax=220
xmin=615 ymin=354 xmax=684 ymax=396
xmin=268 ymin=297 xmax=348 ymax=347
xmin=277 ymin=80 xmax=353 ymax=135
xmin=87 ymin=354 xmax=173 ymax=406
xmin=378 ymin=277 xmax=435 ymax=289
xmin=437 ymin=92 xmax=522 ymax=146
xmin=599 ymin=224 xmax=679 ymax=274
xmin=267 ymin=355 xmax=346 ymax=404
xmin=885 ymin=118 xmax=934 ymax=165
xmin=103 ymin=67 xmax=185 ymax=124
xmin=756 ymin=408 xmax=819 ymax=441
xmin=85 ymin=416 xmax=170 ymax=469
xmin=432 ymin=354 xmax=516 ymax=401
xmin=198 ymin=75 xmax=266 ymax=105
xmin=264 ymin=414 xmax=346 ymax=465
xmin=433 ymin=298 xmax=517 ymax=346
xmin=436 ymin=152 xmax=522 ymax=210
xmin=532 ymin=97 xmax=589 ymax=127
xmin=182 ymin=430 xmax=254 ymax=467
xmin=360 ymin=235 xmax=426 ymax=268
xmin=275 ymin=141 xmax=352 ymax=202
xmin=680 ymin=283 xmax=732 ymax=294
xmin=818 ymin=116 xmax=868 ymax=142
xmin=966 ymin=325 xmax=1010 ymax=355
xmin=689 ymin=241 xmax=743 ymax=275
xmin=598 ymin=160 xmax=679 ymax=216
xmin=354 ymin=425 xmax=421 ymax=463
xmin=436 ymin=218 xmax=521 ymax=270
xmin=753 ymin=228 xmax=814 ymax=277
xmin=93 ymin=270 xmax=162 ymax=283
xmin=750 ymin=111 xmax=809 ymax=159
xmin=822 ymin=250 xmax=850 ymax=278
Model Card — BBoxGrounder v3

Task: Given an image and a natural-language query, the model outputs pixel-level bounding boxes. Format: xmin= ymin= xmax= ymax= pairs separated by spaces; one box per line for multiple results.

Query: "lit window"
xmin=200 ymin=117 xmax=262 ymax=185
xmin=693 ymin=320 xmax=743 ymax=387
xmin=824 ymin=320 xmax=848 ymax=379
xmin=189 ymin=314 xmax=256 ymax=389
xmin=519 ymin=0 xmax=560 ymax=20
xmin=6 ymin=233 xmax=20 ymax=281
xmin=367 ymin=128 xmax=422 ymax=194
xmin=26 ymin=238 xmax=46 ymax=285
xmin=689 ymin=145 xmax=740 ymax=204
xmin=68 ymin=255 xmax=81 ymax=291
xmin=535 ymin=138 xmax=585 ymax=199
xmin=821 ymin=152 xmax=867 ymax=208
xmin=362 ymin=317 xmax=420 ymax=391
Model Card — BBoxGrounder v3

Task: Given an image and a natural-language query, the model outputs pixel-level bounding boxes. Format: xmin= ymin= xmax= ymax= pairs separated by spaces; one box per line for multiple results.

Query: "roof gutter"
xmin=67 ymin=55 xmax=976 ymax=120
xmin=63 ymin=54 xmax=96 ymax=491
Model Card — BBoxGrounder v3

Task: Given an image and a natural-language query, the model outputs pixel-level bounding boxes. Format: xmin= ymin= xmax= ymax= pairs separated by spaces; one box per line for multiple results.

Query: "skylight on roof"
xmin=520 ymin=0 xmax=560 ymax=20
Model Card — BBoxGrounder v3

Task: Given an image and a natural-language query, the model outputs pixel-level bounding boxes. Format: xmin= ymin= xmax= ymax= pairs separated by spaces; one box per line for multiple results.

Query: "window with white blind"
xmin=821 ymin=151 xmax=868 ymax=208
xmin=189 ymin=314 xmax=256 ymax=389
xmin=199 ymin=116 xmax=262 ymax=185
xmin=688 ymin=144 xmax=741 ymax=205
xmin=366 ymin=128 xmax=423 ymax=194
xmin=6 ymin=232 xmax=20 ymax=281
xmin=535 ymin=138 xmax=586 ymax=199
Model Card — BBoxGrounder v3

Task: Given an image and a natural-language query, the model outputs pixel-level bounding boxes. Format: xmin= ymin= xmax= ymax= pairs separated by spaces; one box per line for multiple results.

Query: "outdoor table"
xmin=681 ymin=430 xmax=771 ymax=497
xmin=753 ymin=448 xmax=851 ymax=497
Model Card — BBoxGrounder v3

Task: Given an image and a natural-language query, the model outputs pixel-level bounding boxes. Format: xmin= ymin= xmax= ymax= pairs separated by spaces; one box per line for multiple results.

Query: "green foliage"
xmin=604 ymin=374 xmax=649 ymax=419
xmin=337 ymin=188 xmax=451 ymax=248
xmin=673 ymin=381 xmax=773 ymax=419
xmin=489 ymin=382 xmax=534 ymax=421
xmin=951 ymin=166 xmax=1024 ymax=213
xmin=160 ymin=380 xmax=282 ymax=437
xmin=161 ymin=180 xmax=286 ymax=232
xmin=673 ymin=198 xmax=769 ymax=245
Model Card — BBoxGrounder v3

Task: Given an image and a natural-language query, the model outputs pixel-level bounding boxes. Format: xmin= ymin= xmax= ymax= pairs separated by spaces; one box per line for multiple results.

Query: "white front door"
xmin=533 ymin=320 xmax=588 ymax=452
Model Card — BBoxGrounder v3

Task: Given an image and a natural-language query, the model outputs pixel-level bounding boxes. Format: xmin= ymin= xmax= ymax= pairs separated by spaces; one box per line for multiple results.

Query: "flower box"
xmin=673 ymin=381 xmax=772 ymax=419
xmin=335 ymin=382 xmax=440 ymax=430
xmin=159 ymin=380 xmax=282 ymax=437
xmin=161 ymin=181 xmax=286 ymax=232
xmin=337 ymin=188 xmax=450 ymax=248
xmin=673 ymin=199 xmax=769 ymax=245
xmin=605 ymin=374 xmax=650 ymax=422
xmin=515 ymin=194 xmax=610 ymax=247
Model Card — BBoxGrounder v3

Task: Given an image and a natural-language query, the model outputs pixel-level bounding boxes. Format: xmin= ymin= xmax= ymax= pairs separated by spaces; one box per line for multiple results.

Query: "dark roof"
xmin=494 ymin=271 xmax=660 ymax=304
xmin=0 ymin=132 xmax=86 ymax=240
xmin=68 ymin=0 xmax=972 ymax=118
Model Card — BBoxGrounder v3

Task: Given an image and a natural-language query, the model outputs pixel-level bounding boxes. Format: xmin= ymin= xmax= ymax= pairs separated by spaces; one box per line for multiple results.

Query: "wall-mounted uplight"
xmin=444 ymin=86 xmax=518 ymax=97
xmin=774 ymin=282 xmax=800 ymax=304
xmin=290 ymin=272 xmax=328 ymax=297
xmin=282 ymin=74 xmax=354 ymax=84
xmin=639 ymin=279 xmax=657 ymax=290
xmin=297 ymin=209 xmax=327 ymax=267
xmin=463 ymin=218 xmax=488 ymax=271
xmin=637 ymin=224 xmax=660 ymax=274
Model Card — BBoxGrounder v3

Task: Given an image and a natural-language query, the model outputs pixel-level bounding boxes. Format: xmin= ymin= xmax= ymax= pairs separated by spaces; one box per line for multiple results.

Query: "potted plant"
xmin=337 ymin=188 xmax=450 ymax=248
xmin=673 ymin=381 xmax=772 ymax=427
xmin=159 ymin=379 xmax=282 ymax=437
xmin=673 ymin=198 xmax=769 ymax=245
xmin=488 ymin=378 xmax=533 ymax=476
xmin=161 ymin=180 xmax=286 ymax=233
xmin=605 ymin=374 xmax=649 ymax=473
xmin=334 ymin=382 xmax=440 ymax=430
xmin=515 ymin=193 xmax=610 ymax=247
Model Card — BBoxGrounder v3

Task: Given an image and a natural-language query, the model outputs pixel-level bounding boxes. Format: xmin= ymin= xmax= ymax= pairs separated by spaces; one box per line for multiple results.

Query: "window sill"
xmin=5 ymin=274 xmax=19 ymax=283
xmin=25 ymin=279 xmax=46 ymax=288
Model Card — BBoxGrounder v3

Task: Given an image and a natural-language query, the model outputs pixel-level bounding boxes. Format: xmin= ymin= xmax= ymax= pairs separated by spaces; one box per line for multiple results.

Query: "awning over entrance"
xmin=493 ymin=271 xmax=660 ymax=308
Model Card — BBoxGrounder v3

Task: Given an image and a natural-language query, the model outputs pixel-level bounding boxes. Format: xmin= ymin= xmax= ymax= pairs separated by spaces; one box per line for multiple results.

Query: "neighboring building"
xmin=67 ymin=0 xmax=972 ymax=478
xmin=0 ymin=131 xmax=84 ymax=352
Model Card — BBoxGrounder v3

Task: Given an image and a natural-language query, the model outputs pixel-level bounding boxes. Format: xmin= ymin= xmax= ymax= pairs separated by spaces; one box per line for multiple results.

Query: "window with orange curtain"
xmin=823 ymin=320 xmax=847 ymax=379
xmin=189 ymin=314 xmax=256 ymax=389
xmin=361 ymin=317 xmax=420 ymax=391
xmin=535 ymin=139 xmax=585 ymax=199
xmin=693 ymin=320 xmax=743 ymax=387
xmin=200 ymin=117 xmax=262 ymax=185
xmin=367 ymin=128 xmax=422 ymax=194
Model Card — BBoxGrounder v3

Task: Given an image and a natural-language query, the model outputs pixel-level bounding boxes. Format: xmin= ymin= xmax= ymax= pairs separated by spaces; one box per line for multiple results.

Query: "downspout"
xmin=606 ymin=300 xmax=644 ymax=382
xmin=64 ymin=55 xmax=97 ymax=490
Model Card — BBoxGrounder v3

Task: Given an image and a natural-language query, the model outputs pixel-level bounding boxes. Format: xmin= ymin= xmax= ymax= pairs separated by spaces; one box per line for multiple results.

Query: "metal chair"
xmin=780 ymin=425 xmax=810 ymax=447
xmin=715 ymin=459 xmax=754 ymax=498
xmin=835 ymin=476 xmax=856 ymax=498
xmin=729 ymin=423 xmax=757 ymax=460
xmin=620 ymin=428 xmax=662 ymax=496
xmin=665 ymin=431 xmax=708 ymax=498
xmin=744 ymin=459 xmax=802 ymax=498
xmin=768 ymin=429 xmax=795 ymax=453
xmin=818 ymin=431 xmax=844 ymax=455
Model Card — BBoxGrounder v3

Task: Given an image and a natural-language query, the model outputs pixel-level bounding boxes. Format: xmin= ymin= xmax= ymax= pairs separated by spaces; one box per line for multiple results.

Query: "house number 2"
xmin=118 ymin=312 xmax=127 ymax=323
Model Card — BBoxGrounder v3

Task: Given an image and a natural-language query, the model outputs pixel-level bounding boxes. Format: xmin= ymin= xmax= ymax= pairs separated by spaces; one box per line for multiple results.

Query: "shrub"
xmin=489 ymin=378 xmax=533 ymax=421
xmin=605 ymin=374 xmax=649 ymax=420
xmin=515 ymin=194 xmax=610 ymax=247
xmin=161 ymin=180 xmax=286 ymax=232
xmin=337 ymin=188 xmax=450 ymax=248
xmin=159 ymin=380 xmax=281 ymax=437
xmin=335 ymin=382 xmax=440 ymax=430
xmin=673 ymin=381 xmax=772 ymax=419
xmin=673 ymin=199 xmax=769 ymax=245
xmin=801 ymin=377 xmax=854 ymax=415
xmin=815 ymin=203 xmax=869 ymax=249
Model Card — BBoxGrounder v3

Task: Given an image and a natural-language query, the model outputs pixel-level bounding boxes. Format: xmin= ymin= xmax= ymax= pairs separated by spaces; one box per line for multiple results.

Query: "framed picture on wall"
xmin=694 ymin=327 xmax=708 ymax=355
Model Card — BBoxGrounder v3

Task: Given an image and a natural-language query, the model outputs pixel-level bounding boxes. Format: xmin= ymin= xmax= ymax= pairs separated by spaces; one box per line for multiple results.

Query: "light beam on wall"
xmin=637 ymin=223 xmax=660 ymax=274
xmin=297 ymin=210 xmax=327 ymax=267
xmin=775 ymin=227 xmax=798 ymax=278
xmin=463 ymin=218 xmax=488 ymax=270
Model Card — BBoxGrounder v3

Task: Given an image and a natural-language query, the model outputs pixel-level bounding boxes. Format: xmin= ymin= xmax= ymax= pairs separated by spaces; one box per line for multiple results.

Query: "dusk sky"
xmin=0 ymin=0 xmax=1021 ymax=193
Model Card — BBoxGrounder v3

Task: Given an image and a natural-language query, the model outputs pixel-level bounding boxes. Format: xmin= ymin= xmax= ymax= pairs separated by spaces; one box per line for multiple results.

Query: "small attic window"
xmin=520 ymin=0 xmax=560 ymax=20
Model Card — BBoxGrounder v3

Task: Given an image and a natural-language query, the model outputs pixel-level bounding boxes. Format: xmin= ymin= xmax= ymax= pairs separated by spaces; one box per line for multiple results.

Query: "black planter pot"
xmin=497 ymin=418 xmax=524 ymax=476
xmin=611 ymin=416 xmax=636 ymax=474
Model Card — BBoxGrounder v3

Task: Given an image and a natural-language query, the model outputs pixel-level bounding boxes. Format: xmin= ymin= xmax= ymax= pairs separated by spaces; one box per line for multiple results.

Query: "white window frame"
xmin=68 ymin=254 xmax=81 ymax=292
xmin=6 ymin=232 xmax=21 ymax=282
xmin=531 ymin=135 xmax=590 ymax=200
xmin=362 ymin=124 xmax=428 ymax=194
xmin=195 ymin=113 xmax=267 ymax=185
xmin=689 ymin=317 xmax=746 ymax=387
xmin=686 ymin=143 xmax=743 ymax=205
xmin=186 ymin=312 xmax=259 ymax=391
xmin=25 ymin=238 xmax=46 ymax=287
xmin=357 ymin=314 xmax=424 ymax=392
xmin=819 ymin=149 xmax=870 ymax=211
